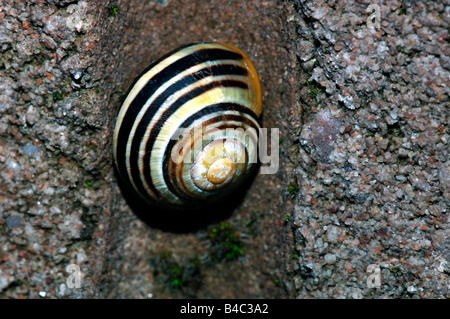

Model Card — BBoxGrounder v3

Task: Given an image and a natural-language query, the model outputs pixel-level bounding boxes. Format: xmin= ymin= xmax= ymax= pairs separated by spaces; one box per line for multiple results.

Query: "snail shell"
xmin=113 ymin=42 xmax=262 ymax=209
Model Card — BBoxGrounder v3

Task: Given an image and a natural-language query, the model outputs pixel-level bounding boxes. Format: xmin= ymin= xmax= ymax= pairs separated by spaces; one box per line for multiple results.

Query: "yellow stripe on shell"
xmin=219 ymin=43 xmax=262 ymax=116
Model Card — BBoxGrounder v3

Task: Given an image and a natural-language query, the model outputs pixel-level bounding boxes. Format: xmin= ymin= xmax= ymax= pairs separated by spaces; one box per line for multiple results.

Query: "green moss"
xmin=154 ymin=250 xmax=201 ymax=290
xmin=208 ymin=222 xmax=245 ymax=261
xmin=288 ymin=184 xmax=299 ymax=196
xmin=306 ymin=80 xmax=325 ymax=99
xmin=53 ymin=92 xmax=63 ymax=101
xmin=168 ymin=264 xmax=185 ymax=288
xmin=390 ymin=265 xmax=402 ymax=276
xmin=170 ymin=277 xmax=183 ymax=287
xmin=110 ymin=6 xmax=119 ymax=16
xmin=309 ymin=85 xmax=318 ymax=98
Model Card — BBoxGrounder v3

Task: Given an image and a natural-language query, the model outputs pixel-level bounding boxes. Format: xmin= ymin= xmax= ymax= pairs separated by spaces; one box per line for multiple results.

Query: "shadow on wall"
xmin=114 ymin=165 xmax=259 ymax=233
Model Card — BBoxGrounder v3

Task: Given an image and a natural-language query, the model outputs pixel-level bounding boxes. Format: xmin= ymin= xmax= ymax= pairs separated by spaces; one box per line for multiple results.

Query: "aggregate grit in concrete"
xmin=0 ymin=0 xmax=448 ymax=299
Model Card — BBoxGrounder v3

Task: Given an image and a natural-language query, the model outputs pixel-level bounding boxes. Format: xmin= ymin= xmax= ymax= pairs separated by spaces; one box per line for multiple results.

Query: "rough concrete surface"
xmin=0 ymin=0 xmax=448 ymax=299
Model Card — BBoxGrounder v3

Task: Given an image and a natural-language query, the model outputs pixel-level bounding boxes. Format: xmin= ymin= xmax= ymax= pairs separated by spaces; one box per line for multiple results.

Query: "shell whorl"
xmin=113 ymin=42 xmax=262 ymax=209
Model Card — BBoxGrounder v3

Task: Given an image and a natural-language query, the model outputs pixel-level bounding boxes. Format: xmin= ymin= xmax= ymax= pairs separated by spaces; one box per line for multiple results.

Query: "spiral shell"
xmin=113 ymin=42 xmax=262 ymax=209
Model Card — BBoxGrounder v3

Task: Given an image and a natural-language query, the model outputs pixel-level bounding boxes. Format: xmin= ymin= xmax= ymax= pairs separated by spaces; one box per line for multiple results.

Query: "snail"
xmin=112 ymin=42 xmax=262 ymax=209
